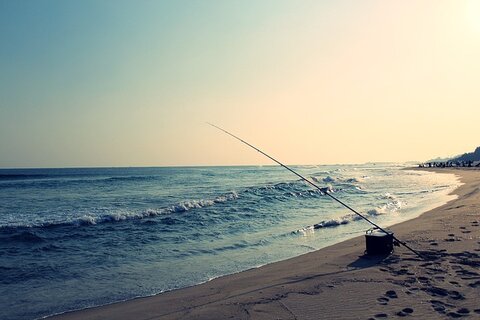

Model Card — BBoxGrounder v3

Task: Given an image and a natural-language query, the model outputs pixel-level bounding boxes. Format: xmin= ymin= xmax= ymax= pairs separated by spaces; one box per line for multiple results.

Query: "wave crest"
xmin=0 ymin=191 xmax=240 ymax=230
xmin=294 ymin=205 xmax=391 ymax=234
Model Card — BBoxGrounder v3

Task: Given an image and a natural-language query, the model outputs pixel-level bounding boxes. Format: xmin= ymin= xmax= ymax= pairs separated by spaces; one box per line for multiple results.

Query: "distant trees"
xmin=418 ymin=146 xmax=480 ymax=168
xmin=455 ymin=146 xmax=480 ymax=162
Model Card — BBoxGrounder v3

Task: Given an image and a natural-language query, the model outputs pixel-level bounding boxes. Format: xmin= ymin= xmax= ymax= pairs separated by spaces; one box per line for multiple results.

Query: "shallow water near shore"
xmin=0 ymin=164 xmax=459 ymax=320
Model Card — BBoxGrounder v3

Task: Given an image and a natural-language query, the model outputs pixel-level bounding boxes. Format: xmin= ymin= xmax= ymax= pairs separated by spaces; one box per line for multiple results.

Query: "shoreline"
xmin=49 ymin=168 xmax=480 ymax=320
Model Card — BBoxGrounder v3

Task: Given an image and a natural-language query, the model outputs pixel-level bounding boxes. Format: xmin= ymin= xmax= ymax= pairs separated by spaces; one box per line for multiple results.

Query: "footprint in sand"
xmin=448 ymin=290 xmax=464 ymax=300
xmin=447 ymin=312 xmax=463 ymax=318
xmin=457 ymin=270 xmax=479 ymax=279
xmin=394 ymin=269 xmax=408 ymax=275
xmin=430 ymin=300 xmax=454 ymax=314
xmin=404 ymin=277 xmax=416 ymax=284
xmin=434 ymin=276 xmax=445 ymax=281
xmin=423 ymin=287 xmax=449 ymax=297
xmin=446 ymin=309 xmax=470 ymax=319
xmin=377 ymin=297 xmax=389 ymax=305
xmin=423 ymin=287 xmax=464 ymax=300
xmin=457 ymin=308 xmax=470 ymax=315
xmin=374 ymin=313 xmax=388 ymax=318
xmin=396 ymin=308 xmax=414 ymax=317
xmin=420 ymin=262 xmax=433 ymax=267
xmin=426 ymin=267 xmax=445 ymax=275
xmin=385 ymin=290 xmax=398 ymax=299
xmin=432 ymin=304 xmax=446 ymax=314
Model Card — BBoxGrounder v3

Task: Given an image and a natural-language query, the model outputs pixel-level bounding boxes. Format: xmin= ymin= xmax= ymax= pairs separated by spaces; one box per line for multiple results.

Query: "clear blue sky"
xmin=1 ymin=0 xmax=479 ymax=168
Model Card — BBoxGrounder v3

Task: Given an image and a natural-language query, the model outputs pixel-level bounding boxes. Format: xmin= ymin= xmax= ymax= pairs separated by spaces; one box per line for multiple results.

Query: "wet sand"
xmin=50 ymin=168 xmax=480 ymax=320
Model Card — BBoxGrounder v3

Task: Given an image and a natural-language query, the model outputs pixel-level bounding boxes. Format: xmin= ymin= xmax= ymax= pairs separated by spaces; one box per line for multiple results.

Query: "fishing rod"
xmin=208 ymin=122 xmax=425 ymax=260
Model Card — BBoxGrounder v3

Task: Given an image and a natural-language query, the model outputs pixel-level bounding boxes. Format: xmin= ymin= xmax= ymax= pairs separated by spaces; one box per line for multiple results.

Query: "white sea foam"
xmin=4 ymin=191 xmax=242 ymax=229
xmin=297 ymin=202 xmax=399 ymax=233
xmin=78 ymin=215 xmax=97 ymax=225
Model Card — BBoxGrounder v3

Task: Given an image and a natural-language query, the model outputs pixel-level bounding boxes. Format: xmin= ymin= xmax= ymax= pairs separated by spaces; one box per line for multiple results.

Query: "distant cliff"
xmin=455 ymin=146 xmax=480 ymax=162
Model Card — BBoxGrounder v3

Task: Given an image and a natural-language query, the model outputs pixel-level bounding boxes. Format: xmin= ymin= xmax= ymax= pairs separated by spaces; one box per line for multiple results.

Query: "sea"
xmin=0 ymin=164 xmax=460 ymax=320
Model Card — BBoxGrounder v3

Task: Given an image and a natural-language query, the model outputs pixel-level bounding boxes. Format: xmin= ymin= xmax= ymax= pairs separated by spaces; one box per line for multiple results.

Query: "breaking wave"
xmin=295 ymin=193 xmax=403 ymax=234
xmin=0 ymin=191 xmax=240 ymax=231
xmin=0 ymin=175 xmax=362 ymax=232
xmin=311 ymin=175 xmax=364 ymax=186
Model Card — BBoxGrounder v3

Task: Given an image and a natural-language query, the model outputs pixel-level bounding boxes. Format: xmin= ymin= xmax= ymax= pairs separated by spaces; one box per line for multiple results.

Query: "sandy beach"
xmin=49 ymin=168 xmax=480 ymax=320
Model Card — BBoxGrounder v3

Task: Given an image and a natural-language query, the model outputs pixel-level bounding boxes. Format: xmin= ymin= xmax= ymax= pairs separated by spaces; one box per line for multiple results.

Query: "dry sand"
xmin=50 ymin=168 xmax=480 ymax=320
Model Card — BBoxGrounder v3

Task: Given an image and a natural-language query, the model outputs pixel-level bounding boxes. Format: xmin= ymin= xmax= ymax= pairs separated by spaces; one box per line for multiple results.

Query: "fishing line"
xmin=208 ymin=122 xmax=425 ymax=260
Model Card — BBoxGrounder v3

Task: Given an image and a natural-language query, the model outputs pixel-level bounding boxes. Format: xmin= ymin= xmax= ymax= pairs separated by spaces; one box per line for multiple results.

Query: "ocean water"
xmin=0 ymin=164 xmax=459 ymax=320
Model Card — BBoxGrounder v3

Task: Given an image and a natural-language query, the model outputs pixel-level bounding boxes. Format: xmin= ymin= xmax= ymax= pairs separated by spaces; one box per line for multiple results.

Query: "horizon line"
xmin=0 ymin=161 xmax=420 ymax=170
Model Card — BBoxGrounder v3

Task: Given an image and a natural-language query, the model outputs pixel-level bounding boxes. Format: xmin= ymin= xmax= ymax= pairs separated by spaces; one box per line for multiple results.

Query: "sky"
xmin=1 ymin=0 xmax=479 ymax=168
